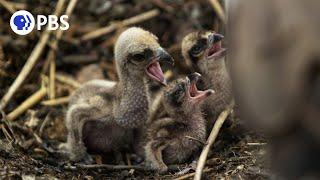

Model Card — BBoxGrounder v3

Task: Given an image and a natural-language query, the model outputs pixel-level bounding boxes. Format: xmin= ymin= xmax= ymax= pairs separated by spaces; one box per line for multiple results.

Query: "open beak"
xmin=206 ymin=33 xmax=227 ymax=60
xmin=145 ymin=48 xmax=174 ymax=86
xmin=187 ymin=72 xmax=214 ymax=103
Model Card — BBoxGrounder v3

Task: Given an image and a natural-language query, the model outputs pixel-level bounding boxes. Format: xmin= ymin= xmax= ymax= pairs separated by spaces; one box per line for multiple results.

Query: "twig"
xmin=80 ymin=9 xmax=160 ymax=41
xmin=39 ymin=112 xmax=52 ymax=136
xmin=151 ymin=0 xmax=174 ymax=13
xmin=247 ymin=142 xmax=267 ymax=146
xmin=6 ymin=88 xmax=47 ymax=121
xmin=0 ymin=0 xmax=16 ymax=14
xmin=67 ymin=164 xmax=181 ymax=172
xmin=0 ymin=110 xmax=15 ymax=142
xmin=0 ymin=0 xmax=66 ymax=110
xmin=1 ymin=124 xmax=13 ymax=141
xmin=41 ymin=0 xmax=66 ymax=73
xmin=33 ymin=132 xmax=55 ymax=153
xmin=47 ymin=0 xmax=78 ymax=99
xmin=9 ymin=2 xmax=26 ymax=10
xmin=41 ymin=96 xmax=69 ymax=106
xmin=48 ymin=51 xmax=56 ymax=99
xmin=194 ymin=101 xmax=234 ymax=180
xmin=174 ymin=168 xmax=213 ymax=180
xmin=62 ymin=54 xmax=98 ymax=64
xmin=55 ymin=73 xmax=81 ymax=88
xmin=185 ymin=136 xmax=207 ymax=146
xmin=208 ymin=0 xmax=226 ymax=24
xmin=75 ymin=164 xmax=147 ymax=171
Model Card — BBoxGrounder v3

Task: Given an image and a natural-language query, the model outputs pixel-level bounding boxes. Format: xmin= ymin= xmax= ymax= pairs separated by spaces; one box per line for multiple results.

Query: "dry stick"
xmin=208 ymin=0 xmax=226 ymax=24
xmin=73 ymin=164 xmax=180 ymax=172
xmin=6 ymin=88 xmax=47 ymax=121
xmin=48 ymin=51 xmax=56 ymax=99
xmin=247 ymin=142 xmax=267 ymax=146
xmin=0 ymin=0 xmax=66 ymax=110
xmin=42 ymin=0 xmax=66 ymax=74
xmin=185 ymin=135 xmax=207 ymax=146
xmin=0 ymin=0 xmax=16 ymax=14
xmin=55 ymin=73 xmax=80 ymax=88
xmin=174 ymin=168 xmax=213 ymax=180
xmin=39 ymin=112 xmax=51 ymax=136
xmin=74 ymin=164 xmax=147 ymax=171
xmin=48 ymin=0 xmax=78 ymax=99
xmin=0 ymin=109 xmax=16 ymax=141
xmin=41 ymin=96 xmax=69 ymax=106
xmin=81 ymin=9 xmax=160 ymax=41
xmin=9 ymin=2 xmax=26 ymax=10
xmin=194 ymin=102 xmax=234 ymax=180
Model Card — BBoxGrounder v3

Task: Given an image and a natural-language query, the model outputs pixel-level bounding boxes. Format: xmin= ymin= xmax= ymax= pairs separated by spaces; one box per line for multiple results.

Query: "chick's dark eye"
xmin=132 ymin=53 xmax=145 ymax=62
xmin=190 ymin=38 xmax=207 ymax=56
xmin=178 ymin=83 xmax=186 ymax=91
xmin=191 ymin=45 xmax=203 ymax=55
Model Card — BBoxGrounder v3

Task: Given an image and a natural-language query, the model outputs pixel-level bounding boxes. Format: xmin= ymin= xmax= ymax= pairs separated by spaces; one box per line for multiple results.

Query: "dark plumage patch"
xmin=165 ymin=82 xmax=186 ymax=107
xmin=98 ymin=92 xmax=114 ymax=101
xmin=164 ymin=121 xmax=187 ymax=132
xmin=188 ymin=38 xmax=207 ymax=64
xmin=144 ymin=48 xmax=154 ymax=59
xmin=128 ymin=48 xmax=154 ymax=63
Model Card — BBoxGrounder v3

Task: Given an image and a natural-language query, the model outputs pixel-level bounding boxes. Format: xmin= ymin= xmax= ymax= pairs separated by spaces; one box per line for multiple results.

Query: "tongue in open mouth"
xmin=207 ymin=41 xmax=227 ymax=60
xmin=146 ymin=61 xmax=167 ymax=85
xmin=188 ymin=74 xmax=214 ymax=103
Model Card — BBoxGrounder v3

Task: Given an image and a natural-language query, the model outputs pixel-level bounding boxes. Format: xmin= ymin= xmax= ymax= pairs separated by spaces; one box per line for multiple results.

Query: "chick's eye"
xmin=132 ymin=53 xmax=145 ymax=62
xmin=191 ymin=45 xmax=203 ymax=55
xmin=176 ymin=84 xmax=186 ymax=97
xmin=178 ymin=84 xmax=186 ymax=91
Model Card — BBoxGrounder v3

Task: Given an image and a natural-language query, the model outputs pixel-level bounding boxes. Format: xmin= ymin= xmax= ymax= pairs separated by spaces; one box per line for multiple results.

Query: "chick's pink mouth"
xmin=188 ymin=80 xmax=214 ymax=103
xmin=206 ymin=41 xmax=227 ymax=60
xmin=146 ymin=61 xmax=167 ymax=86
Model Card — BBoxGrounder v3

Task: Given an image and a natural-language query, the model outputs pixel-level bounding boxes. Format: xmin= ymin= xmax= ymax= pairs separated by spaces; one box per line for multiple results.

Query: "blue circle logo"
xmin=10 ymin=10 xmax=35 ymax=35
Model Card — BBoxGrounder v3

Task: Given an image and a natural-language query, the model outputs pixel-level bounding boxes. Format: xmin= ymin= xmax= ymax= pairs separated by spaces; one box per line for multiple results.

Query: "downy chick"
xmin=145 ymin=73 xmax=214 ymax=173
xmin=181 ymin=31 xmax=232 ymax=131
xmin=60 ymin=27 xmax=173 ymax=162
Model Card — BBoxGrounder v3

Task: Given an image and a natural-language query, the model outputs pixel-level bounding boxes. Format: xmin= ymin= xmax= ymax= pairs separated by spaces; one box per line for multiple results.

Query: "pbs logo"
xmin=10 ymin=10 xmax=35 ymax=35
xmin=10 ymin=10 xmax=69 ymax=36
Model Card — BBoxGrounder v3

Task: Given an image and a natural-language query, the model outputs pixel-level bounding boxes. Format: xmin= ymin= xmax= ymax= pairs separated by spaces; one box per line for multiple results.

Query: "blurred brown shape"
xmin=76 ymin=64 xmax=105 ymax=83
xmin=229 ymin=0 xmax=320 ymax=178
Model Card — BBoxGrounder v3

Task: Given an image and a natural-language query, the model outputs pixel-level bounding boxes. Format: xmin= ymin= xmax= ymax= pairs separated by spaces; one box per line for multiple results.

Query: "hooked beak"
xmin=156 ymin=48 xmax=174 ymax=65
xmin=187 ymin=72 xmax=201 ymax=83
xmin=206 ymin=33 xmax=227 ymax=60
xmin=208 ymin=33 xmax=224 ymax=44
xmin=145 ymin=48 xmax=174 ymax=86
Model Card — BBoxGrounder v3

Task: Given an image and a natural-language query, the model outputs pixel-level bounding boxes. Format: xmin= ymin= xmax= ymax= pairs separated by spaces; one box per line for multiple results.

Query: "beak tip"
xmin=194 ymin=72 xmax=201 ymax=78
xmin=209 ymin=33 xmax=225 ymax=44
xmin=207 ymin=89 xmax=215 ymax=96
xmin=188 ymin=72 xmax=202 ymax=82
xmin=161 ymin=79 xmax=168 ymax=86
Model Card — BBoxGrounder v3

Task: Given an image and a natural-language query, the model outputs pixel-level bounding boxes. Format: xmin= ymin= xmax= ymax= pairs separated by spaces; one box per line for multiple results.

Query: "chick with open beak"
xmin=181 ymin=31 xmax=227 ymax=69
xmin=145 ymin=73 xmax=214 ymax=173
xmin=114 ymin=27 xmax=174 ymax=87
xmin=181 ymin=31 xmax=233 ymax=133
xmin=60 ymin=27 xmax=174 ymax=163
